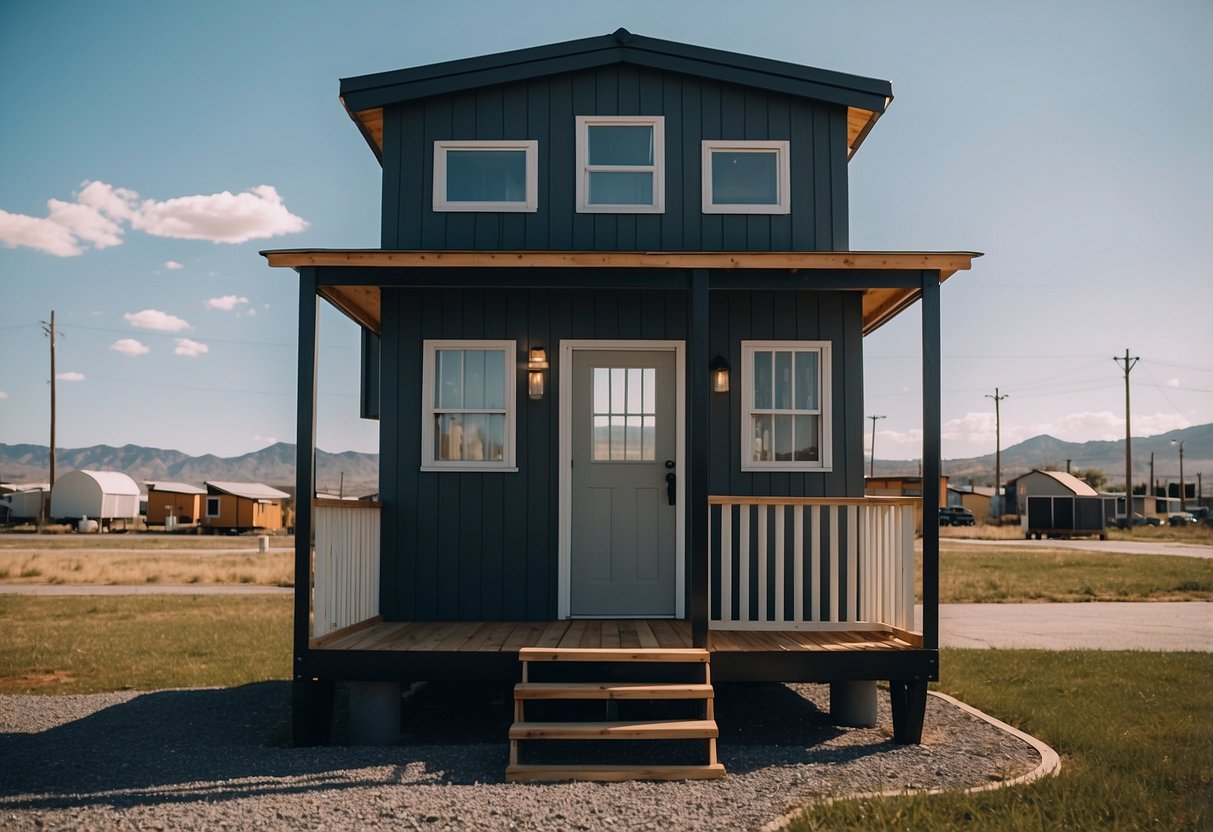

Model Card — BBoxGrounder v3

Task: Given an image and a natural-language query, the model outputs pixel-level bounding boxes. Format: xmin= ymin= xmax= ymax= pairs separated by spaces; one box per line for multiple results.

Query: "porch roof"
xmin=260 ymin=249 xmax=980 ymax=336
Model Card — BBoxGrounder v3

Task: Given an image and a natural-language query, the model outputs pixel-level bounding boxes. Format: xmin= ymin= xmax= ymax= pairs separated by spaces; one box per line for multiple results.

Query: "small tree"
xmin=1075 ymin=468 xmax=1108 ymax=491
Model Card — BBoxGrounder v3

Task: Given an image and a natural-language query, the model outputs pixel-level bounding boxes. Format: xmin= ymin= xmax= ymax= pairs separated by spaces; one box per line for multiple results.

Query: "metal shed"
xmin=50 ymin=470 xmax=141 ymax=523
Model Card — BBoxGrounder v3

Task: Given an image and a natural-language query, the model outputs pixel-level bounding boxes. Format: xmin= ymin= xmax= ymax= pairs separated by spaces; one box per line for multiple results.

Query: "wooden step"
xmin=519 ymin=647 xmax=709 ymax=663
xmin=514 ymin=682 xmax=713 ymax=700
xmin=506 ymin=763 xmax=726 ymax=782
xmin=509 ymin=719 xmax=718 ymax=740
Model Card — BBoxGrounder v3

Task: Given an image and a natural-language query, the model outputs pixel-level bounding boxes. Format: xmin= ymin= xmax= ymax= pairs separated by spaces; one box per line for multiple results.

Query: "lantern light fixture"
xmin=528 ymin=347 xmax=548 ymax=399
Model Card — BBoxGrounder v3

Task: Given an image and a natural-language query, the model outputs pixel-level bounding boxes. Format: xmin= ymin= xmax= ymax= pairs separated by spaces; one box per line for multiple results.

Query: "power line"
xmin=984 ymin=388 xmax=1009 ymax=522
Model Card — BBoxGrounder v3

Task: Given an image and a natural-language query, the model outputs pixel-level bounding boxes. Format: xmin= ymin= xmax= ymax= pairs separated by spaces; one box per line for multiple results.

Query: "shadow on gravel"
xmin=0 ymin=679 xmax=900 ymax=809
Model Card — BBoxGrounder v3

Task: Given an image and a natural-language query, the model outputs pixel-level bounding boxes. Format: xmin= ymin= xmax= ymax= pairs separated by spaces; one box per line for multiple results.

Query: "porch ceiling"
xmin=262 ymin=249 xmax=981 ymax=336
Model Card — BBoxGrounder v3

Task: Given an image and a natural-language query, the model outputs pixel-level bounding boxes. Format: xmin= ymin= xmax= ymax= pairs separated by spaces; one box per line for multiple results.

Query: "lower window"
xmin=421 ymin=340 xmax=517 ymax=470
xmin=741 ymin=341 xmax=831 ymax=471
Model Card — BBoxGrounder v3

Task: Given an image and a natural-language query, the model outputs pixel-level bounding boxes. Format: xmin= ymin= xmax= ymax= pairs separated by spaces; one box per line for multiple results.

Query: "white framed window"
xmin=575 ymin=116 xmax=664 ymax=213
xmin=741 ymin=341 xmax=832 ymax=471
xmin=702 ymin=141 xmax=790 ymax=214
xmin=421 ymin=340 xmax=517 ymax=471
xmin=433 ymin=141 xmax=538 ymax=212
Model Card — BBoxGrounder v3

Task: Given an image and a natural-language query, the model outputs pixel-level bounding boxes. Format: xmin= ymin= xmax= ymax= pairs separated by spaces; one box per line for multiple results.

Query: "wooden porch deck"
xmin=310 ymin=618 xmax=920 ymax=654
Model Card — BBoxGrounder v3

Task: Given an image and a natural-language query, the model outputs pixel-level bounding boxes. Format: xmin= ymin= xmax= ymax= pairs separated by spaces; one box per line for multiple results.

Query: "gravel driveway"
xmin=0 ymin=680 xmax=1039 ymax=831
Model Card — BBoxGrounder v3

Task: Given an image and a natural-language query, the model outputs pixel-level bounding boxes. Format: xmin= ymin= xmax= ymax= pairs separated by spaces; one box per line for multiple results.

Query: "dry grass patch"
xmin=0 ymin=550 xmax=294 ymax=586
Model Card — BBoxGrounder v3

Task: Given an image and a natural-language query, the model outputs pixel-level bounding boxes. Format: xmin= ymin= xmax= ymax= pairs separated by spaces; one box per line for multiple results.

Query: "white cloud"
xmin=124 ymin=309 xmax=191 ymax=332
xmin=56 ymin=371 xmax=86 ymax=382
xmin=205 ymin=294 xmax=250 ymax=311
xmin=174 ymin=338 xmax=209 ymax=357
xmin=253 ymin=434 xmax=278 ymax=445
xmin=110 ymin=338 xmax=150 ymax=357
xmin=0 ymin=390 xmax=8 ymax=399
xmin=133 ymin=185 xmax=308 ymax=244
xmin=163 ymin=260 xmax=184 ymax=270
xmin=0 ymin=180 xmax=307 ymax=256
xmin=1165 ymin=378 xmax=1181 ymax=388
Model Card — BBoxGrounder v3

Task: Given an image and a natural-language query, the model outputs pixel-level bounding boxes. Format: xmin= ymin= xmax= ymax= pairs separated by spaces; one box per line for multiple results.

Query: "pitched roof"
xmin=76 ymin=470 xmax=141 ymax=496
xmin=146 ymin=481 xmax=207 ymax=495
xmin=206 ymin=481 xmax=291 ymax=500
xmin=1032 ymin=470 xmax=1099 ymax=496
xmin=339 ymin=28 xmax=892 ymax=163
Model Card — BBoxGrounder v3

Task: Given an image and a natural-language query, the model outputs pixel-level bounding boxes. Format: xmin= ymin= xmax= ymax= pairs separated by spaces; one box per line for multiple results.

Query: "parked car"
xmin=939 ymin=506 xmax=976 ymax=526
xmin=1168 ymin=512 xmax=1197 ymax=526
xmin=1112 ymin=513 xmax=1161 ymax=529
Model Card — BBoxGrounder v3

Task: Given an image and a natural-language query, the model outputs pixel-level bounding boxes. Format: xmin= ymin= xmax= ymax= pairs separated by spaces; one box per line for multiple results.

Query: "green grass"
xmin=930 ymin=549 xmax=1213 ymax=603
xmin=0 ymin=595 xmax=292 ymax=694
xmin=788 ymin=650 xmax=1213 ymax=831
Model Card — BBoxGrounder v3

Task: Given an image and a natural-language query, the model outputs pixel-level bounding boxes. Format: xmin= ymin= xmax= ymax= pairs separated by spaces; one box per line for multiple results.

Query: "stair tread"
xmin=514 ymin=682 xmax=713 ymax=700
xmin=519 ymin=647 xmax=709 ymax=663
xmin=509 ymin=719 xmax=718 ymax=740
xmin=506 ymin=763 xmax=726 ymax=782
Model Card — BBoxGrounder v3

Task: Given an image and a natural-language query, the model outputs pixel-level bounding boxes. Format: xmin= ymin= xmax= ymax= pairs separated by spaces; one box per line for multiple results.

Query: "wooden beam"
xmin=921 ymin=270 xmax=941 ymax=653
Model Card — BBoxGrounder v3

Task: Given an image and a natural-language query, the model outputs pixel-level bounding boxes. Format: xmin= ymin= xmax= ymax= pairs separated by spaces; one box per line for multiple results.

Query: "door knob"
xmin=665 ymin=472 xmax=676 ymax=505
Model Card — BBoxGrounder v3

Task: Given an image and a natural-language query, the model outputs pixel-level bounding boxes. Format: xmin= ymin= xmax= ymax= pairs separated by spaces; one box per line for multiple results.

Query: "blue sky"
xmin=1 ymin=0 xmax=1210 ymax=468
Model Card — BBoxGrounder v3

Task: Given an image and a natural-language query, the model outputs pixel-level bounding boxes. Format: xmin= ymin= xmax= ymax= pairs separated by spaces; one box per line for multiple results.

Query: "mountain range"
xmin=1 ymin=422 xmax=1209 ymax=494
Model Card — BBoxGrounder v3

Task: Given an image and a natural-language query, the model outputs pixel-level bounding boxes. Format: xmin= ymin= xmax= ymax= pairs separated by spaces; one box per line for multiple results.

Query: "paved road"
xmin=0 ymin=583 xmax=292 ymax=596
xmin=918 ymin=602 xmax=1213 ymax=651
xmin=941 ymin=537 xmax=1213 ymax=559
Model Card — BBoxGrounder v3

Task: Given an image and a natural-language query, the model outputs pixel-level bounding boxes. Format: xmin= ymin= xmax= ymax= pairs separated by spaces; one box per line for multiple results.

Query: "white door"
xmin=569 ymin=349 xmax=678 ymax=616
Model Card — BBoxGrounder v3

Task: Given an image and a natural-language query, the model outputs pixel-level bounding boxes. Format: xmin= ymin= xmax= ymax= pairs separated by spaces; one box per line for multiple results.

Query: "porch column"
xmin=292 ymin=267 xmax=324 ymax=744
xmin=920 ymin=270 xmax=941 ymax=652
xmin=690 ymin=269 xmax=710 ymax=647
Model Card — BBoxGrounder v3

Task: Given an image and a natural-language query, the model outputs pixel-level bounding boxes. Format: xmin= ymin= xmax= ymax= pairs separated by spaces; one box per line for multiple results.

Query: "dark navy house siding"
xmin=378 ymin=285 xmax=863 ymax=622
xmin=380 ymin=66 xmax=850 ymax=253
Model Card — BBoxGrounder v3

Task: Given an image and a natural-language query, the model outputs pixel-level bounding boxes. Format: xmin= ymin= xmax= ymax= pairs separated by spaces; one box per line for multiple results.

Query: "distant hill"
xmin=0 ymin=442 xmax=378 ymax=497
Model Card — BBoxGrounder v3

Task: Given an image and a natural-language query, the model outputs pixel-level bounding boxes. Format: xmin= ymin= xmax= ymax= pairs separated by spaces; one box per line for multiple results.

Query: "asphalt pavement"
xmin=941 ymin=536 xmax=1213 ymax=558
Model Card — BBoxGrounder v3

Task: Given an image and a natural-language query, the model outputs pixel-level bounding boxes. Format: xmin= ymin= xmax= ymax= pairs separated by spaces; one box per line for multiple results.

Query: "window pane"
xmin=446 ymin=150 xmax=527 ymax=202
xmin=642 ymin=415 xmax=656 ymax=461
xmin=483 ymin=350 xmax=505 ymax=409
xmin=643 ymin=368 xmax=656 ymax=415
xmin=486 ymin=414 xmax=505 ymax=461
xmin=610 ymin=368 xmax=626 ymax=413
xmin=711 ymin=151 xmax=778 ymax=205
xmin=464 ymin=350 xmax=486 ymax=408
xmin=752 ymin=414 xmax=773 ymax=462
xmin=610 ymin=415 xmax=625 ymax=459
xmin=753 ymin=351 xmax=772 ymax=410
xmin=593 ymin=415 xmax=610 ymax=461
xmin=437 ymin=350 xmax=462 ymax=408
xmin=795 ymin=351 xmax=819 ymax=410
xmin=627 ymin=368 xmax=643 ymax=413
xmin=436 ymin=414 xmax=461 ymax=460
xmin=794 ymin=415 xmax=820 ymax=461
xmin=588 ymin=125 xmax=653 ymax=165
xmin=774 ymin=351 xmax=792 ymax=410
xmin=463 ymin=413 xmax=487 ymax=460
xmin=593 ymin=367 xmax=609 ymax=413
xmin=774 ymin=414 xmax=793 ymax=461
xmin=588 ymin=171 xmax=653 ymax=205
xmin=626 ymin=416 xmax=642 ymax=461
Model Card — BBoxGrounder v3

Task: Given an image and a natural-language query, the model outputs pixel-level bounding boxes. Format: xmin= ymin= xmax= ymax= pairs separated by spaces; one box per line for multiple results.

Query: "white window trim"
xmin=702 ymin=140 xmax=791 ymax=214
xmin=575 ymin=115 xmax=665 ymax=213
xmin=740 ymin=340 xmax=832 ymax=472
xmin=420 ymin=340 xmax=518 ymax=471
xmin=433 ymin=140 xmax=538 ymax=213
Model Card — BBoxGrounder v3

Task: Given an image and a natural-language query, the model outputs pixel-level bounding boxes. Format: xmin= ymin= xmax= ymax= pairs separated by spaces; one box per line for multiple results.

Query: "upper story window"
xmin=702 ymin=141 xmax=790 ymax=214
xmin=433 ymin=141 xmax=538 ymax=212
xmin=740 ymin=341 xmax=832 ymax=471
xmin=420 ymin=340 xmax=517 ymax=471
xmin=575 ymin=116 xmax=665 ymax=213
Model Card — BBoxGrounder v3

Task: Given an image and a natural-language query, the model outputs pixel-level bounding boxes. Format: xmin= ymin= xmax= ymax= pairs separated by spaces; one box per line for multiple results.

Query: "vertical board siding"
xmin=314 ymin=504 xmax=381 ymax=637
xmin=710 ymin=499 xmax=915 ymax=631
xmin=385 ymin=67 xmax=848 ymax=252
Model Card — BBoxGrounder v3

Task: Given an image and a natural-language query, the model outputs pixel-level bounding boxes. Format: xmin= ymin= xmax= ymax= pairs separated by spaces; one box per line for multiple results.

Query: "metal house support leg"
xmin=888 ymin=680 xmax=928 ymax=744
xmin=292 ymin=676 xmax=334 ymax=746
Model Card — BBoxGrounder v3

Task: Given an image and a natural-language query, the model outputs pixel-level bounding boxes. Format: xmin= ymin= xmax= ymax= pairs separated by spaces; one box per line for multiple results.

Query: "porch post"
xmin=920 ymin=270 xmax=941 ymax=652
xmin=690 ymin=269 xmax=711 ymax=647
xmin=292 ymin=267 xmax=325 ymax=744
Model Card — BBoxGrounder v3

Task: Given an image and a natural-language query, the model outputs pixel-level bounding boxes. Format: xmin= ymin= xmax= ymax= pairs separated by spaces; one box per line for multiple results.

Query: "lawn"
xmin=0 ymin=595 xmax=292 ymax=694
xmin=0 ymin=548 xmax=294 ymax=586
xmin=789 ymin=650 xmax=1212 ymax=831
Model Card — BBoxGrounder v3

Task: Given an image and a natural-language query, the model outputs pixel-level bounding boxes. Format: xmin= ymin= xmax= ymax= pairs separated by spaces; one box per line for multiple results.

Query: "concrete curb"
xmin=760 ymin=690 xmax=1062 ymax=832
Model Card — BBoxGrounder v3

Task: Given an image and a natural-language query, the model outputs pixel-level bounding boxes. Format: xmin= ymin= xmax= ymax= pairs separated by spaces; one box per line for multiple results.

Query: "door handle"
xmin=665 ymin=472 xmax=676 ymax=506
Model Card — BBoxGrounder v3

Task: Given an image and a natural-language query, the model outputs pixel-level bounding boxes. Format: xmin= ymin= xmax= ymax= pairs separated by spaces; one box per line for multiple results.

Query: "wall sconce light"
xmin=528 ymin=347 xmax=548 ymax=400
xmin=710 ymin=355 xmax=730 ymax=393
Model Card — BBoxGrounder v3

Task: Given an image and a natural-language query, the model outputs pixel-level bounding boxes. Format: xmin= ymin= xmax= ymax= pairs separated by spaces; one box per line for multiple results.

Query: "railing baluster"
xmin=845 ymin=505 xmax=858 ymax=621
xmin=774 ymin=504 xmax=785 ymax=622
xmin=757 ymin=504 xmax=768 ymax=622
xmin=828 ymin=505 xmax=839 ymax=622
xmin=793 ymin=505 xmax=804 ymax=621
xmin=738 ymin=504 xmax=751 ymax=623
xmin=810 ymin=505 xmax=821 ymax=622
xmin=719 ymin=504 xmax=732 ymax=624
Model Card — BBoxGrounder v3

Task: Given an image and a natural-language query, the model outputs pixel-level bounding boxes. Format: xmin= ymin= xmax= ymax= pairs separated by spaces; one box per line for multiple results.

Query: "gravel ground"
xmin=0 ymin=681 xmax=1040 ymax=831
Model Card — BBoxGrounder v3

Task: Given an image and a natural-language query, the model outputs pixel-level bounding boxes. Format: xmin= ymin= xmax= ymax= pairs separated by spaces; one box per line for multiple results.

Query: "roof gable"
xmin=339 ymin=29 xmax=892 ymax=163
xmin=206 ymin=481 xmax=291 ymax=500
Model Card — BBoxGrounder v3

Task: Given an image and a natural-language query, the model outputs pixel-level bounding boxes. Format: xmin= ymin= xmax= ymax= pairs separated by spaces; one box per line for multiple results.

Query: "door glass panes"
xmin=446 ymin=150 xmax=527 ymax=203
xmin=433 ymin=348 xmax=507 ymax=461
xmin=592 ymin=366 xmax=656 ymax=461
xmin=711 ymin=151 xmax=779 ymax=205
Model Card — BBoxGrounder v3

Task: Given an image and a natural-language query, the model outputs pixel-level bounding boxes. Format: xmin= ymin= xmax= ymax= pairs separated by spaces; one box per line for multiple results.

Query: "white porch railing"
xmin=313 ymin=499 xmax=381 ymax=638
xmin=709 ymin=496 xmax=917 ymax=633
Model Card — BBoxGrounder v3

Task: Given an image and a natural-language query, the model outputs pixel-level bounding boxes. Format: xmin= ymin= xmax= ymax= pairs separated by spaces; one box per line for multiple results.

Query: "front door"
xmin=569 ymin=349 xmax=678 ymax=616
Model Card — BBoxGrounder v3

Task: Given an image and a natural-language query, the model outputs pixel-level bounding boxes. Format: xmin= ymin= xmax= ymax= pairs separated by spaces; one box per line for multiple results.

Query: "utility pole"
xmin=867 ymin=415 xmax=885 ymax=479
xmin=1172 ymin=440 xmax=1185 ymax=512
xmin=1114 ymin=349 xmax=1139 ymax=529
xmin=1150 ymin=452 xmax=1155 ymax=501
xmin=985 ymin=388 xmax=1009 ymax=523
xmin=40 ymin=311 xmax=59 ymax=523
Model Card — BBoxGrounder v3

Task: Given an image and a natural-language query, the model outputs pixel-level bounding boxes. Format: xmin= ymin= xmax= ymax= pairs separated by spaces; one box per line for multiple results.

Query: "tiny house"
xmin=203 ymin=482 xmax=290 ymax=532
xmin=264 ymin=29 xmax=977 ymax=778
xmin=145 ymin=481 xmax=206 ymax=526
xmin=50 ymin=470 xmax=140 ymax=526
